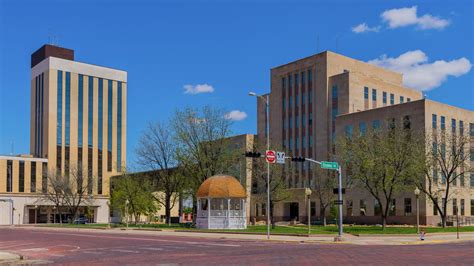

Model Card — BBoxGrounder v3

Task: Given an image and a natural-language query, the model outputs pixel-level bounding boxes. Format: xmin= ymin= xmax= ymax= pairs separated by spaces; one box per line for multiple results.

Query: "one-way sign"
xmin=276 ymin=152 xmax=285 ymax=164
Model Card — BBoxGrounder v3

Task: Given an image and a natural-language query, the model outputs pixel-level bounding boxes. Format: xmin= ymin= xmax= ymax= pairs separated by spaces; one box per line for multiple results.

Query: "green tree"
xmin=312 ymin=167 xmax=337 ymax=226
xmin=111 ymin=172 xmax=157 ymax=224
xmin=337 ymin=123 xmax=422 ymax=229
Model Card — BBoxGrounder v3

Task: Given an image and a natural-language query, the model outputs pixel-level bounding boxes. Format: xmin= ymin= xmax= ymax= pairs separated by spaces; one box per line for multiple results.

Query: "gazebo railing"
xmin=198 ymin=210 xmax=244 ymax=218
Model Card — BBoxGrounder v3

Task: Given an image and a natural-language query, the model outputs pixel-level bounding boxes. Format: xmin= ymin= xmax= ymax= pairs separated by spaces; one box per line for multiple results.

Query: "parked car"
xmin=73 ymin=217 xmax=89 ymax=224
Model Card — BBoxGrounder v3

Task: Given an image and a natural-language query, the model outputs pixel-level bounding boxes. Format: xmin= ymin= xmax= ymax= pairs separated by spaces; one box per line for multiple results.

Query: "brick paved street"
xmin=1 ymin=227 xmax=473 ymax=265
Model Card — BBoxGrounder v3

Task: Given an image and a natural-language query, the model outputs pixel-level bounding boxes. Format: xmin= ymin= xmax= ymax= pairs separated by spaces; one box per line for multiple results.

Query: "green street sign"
xmin=321 ymin=161 xmax=339 ymax=170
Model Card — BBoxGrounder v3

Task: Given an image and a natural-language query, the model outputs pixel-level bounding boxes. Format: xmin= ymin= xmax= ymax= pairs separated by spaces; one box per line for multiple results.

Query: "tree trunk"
xmin=165 ymin=194 xmax=171 ymax=226
xmin=381 ymin=215 xmax=387 ymax=230
xmin=320 ymin=207 xmax=327 ymax=226
xmin=270 ymin=201 xmax=275 ymax=229
xmin=441 ymin=214 xmax=447 ymax=228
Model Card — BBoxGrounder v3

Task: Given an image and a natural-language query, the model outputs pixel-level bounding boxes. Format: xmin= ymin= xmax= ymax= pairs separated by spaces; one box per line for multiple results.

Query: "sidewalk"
xmin=0 ymin=251 xmax=22 ymax=263
xmin=11 ymin=226 xmax=474 ymax=246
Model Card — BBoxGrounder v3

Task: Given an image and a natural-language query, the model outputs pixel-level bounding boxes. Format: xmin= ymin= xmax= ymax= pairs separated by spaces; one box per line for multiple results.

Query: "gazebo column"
xmin=227 ymin=198 xmax=231 ymax=228
xmin=207 ymin=197 xmax=211 ymax=229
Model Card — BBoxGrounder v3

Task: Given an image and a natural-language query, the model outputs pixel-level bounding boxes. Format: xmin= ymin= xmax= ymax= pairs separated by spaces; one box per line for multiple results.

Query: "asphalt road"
xmin=1 ymin=228 xmax=473 ymax=265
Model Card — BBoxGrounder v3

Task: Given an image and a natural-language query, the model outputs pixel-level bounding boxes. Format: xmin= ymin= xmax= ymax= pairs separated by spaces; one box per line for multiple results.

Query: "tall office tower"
xmin=29 ymin=44 xmax=127 ymax=219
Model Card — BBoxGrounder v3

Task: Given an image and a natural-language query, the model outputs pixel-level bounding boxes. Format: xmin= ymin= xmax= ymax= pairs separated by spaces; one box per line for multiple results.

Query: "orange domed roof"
xmin=196 ymin=175 xmax=247 ymax=198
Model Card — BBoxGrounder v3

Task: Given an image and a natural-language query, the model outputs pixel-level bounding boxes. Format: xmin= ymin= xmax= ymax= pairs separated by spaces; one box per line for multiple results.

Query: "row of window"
xmin=432 ymin=114 xmax=473 ymax=135
xmin=281 ymin=69 xmax=313 ymax=90
xmin=283 ymin=113 xmax=313 ymax=130
xmin=34 ymin=73 xmax=45 ymax=157
xmin=364 ymin=87 xmax=411 ymax=107
xmin=56 ymin=71 xmax=124 ymax=194
xmin=5 ymin=160 xmax=48 ymax=193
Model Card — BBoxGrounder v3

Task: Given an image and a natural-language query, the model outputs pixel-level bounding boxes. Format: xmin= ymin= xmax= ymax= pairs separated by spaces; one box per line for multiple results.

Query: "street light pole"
xmin=305 ymin=188 xmax=312 ymax=235
xmin=125 ymin=199 xmax=129 ymax=229
xmin=249 ymin=92 xmax=271 ymax=240
xmin=337 ymin=165 xmax=343 ymax=239
xmin=414 ymin=187 xmax=420 ymax=234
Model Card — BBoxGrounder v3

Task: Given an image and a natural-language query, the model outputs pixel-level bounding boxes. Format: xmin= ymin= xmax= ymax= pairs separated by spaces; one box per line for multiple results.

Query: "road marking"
xmin=21 ymin=247 xmax=48 ymax=252
xmin=111 ymin=249 xmax=140 ymax=253
xmin=139 ymin=247 xmax=164 ymax=251
xmin=0 ymin=242 xmax=34 ymax=249
xmin=82 ymin=251 xmax=103 ymax=254
xmin=32 ymin=231 xmax=242 ymax=247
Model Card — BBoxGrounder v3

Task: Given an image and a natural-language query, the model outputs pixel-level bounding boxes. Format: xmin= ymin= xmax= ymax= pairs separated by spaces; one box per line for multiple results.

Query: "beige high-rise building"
xmin=255 ymin=50 xmax=473 ymax=225
xmin=0 ymin=44 xmax=127 ymax=224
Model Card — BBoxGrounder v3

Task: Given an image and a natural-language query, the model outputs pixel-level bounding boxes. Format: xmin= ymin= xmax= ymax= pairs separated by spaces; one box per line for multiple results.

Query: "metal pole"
xmin=416 ymin=195 xmax=419 ymax=234
xmin=308 ymin=196 xmax=311 ymax=235
xmin=265 ymin=95 xmax=270 ymax=240
xmin=337 ymin=166 xmax=343 ymax=239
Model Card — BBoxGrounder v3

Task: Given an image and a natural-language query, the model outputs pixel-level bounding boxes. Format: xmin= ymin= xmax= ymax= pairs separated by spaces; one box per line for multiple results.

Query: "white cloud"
xmin=183 ymin=84 xmax=214 ymax=94
xmin=224 ymin=110 xmax=247 ymax=121
xmin=381 ymin=6 xmax=450 ymax=30
xmin=368 ymin=50 xmax=472 ymax=91
xmin=351 ymin=23 xmax=381 ymax=33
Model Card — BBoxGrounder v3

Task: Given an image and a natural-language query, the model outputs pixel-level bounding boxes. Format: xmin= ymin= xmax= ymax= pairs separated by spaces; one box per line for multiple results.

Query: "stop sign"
xmin=265 ymin=150 xmax=276 ymax=164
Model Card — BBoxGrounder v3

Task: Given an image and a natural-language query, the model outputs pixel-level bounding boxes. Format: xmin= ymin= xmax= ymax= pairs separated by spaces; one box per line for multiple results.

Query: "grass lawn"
xmin=38 ymin=223 xmax=474 ymax=235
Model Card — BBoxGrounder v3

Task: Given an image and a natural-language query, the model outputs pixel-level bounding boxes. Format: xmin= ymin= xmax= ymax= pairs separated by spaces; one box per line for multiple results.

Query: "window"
xmin=460 ymin=120 xmax=464 ymax=135
xmin=404 ymin=198 xmax=412 ymax=216
xmin=346 ymin=200 xmax=353 ymax=217
xmin=42 ymin=162 xmax=47 ymax=193
xmin=296 ymin=115 xmax=299 ymax=128
xmin=282 ymin=77 xmax=286 ymax=89
xmin=471 ymin=199 xmax=474 ymax=216
xmin=372 ymin=89 xmax=377 ymax=101
xmin=460 ymin=173 xmax=465 ymax=187
xmin=301 ymin=72 xmax=305 ymax=85
xmin=440 ymin=116 xmax=445 ymax=130
xmin=309 ymin=112 xmax=313 ymax=126
xmin=295 ymin=137 xmax=299 ymax=149
xmin=471 ymin=173 xmax=474 ymax=187
xmin=289 ymin=138 xmax=293 ymax=149
xmin=289 ymin=96 xmax=293 ymax=108
xmin=19 ymin=161 xmax=25 ymax=192
xmin=360 ymin=200 xmax=367 ymax=216
xmin=407 ymin=98 xmax=411 ymax=102
xmin=31 ymin=161 xmax=36 ymax=193
xmin=383 ymin=92 xmax=387 ymax=105
xmin=107 ymin=80 xmax=113 ymax=172
xmin=470 ymin=123 xmax=474 ymax=137
xmin=295 ymin=93 xmax=299 ymax=107
xmin=433 ymin=169 xmax=438 ymax=183
xmin=261 ymin=203 xmax=266 ymax=216
xmin=364 ymin=87 xmax=369 ymax=99
xmin=390 ymin=93 xmax=394 ymax=105
xmin=78 ymin=74 xmax=84 ymax=168
xmin=389 ymin=199 xmax=396 ymax=216
xmin=452 ymin=118 xmax=456 ymax=133
xmin=310 ymin=201 xmax=316 ymax=216
xmin=374 ymin=199 xmax=381 ymax=216
xmin=345 ymin=125 xmax=353 ymax=137
xmin=88 ymin=76 xmax=94 ymax=194
xmin=471 ymin=147 xmax=474 ymax=162
xmin=309 ymin=135 xmax=313 ymax=147
xmin=308 ymin=69 xmax=312 ymax=82
xmin=65 ymin=72 xmax=71 ymax=147
xmin=359 ymin=122 xmax=367 ymax=135
xmin=302 ymin=93 xmax=305 ymax=106
xmin=461 ymin=199 xmax=465 ymax=216
xmin=282 ymin=98 xmax=286 ymax=111
xmin=400 ymin=96 xmax=404 ymax=103
xmin=453 ymin=199 xmax=458 ymax=215
xmin=403 ymin=116 xmax=411 ymax=130
xmin=432 ymin=114 xmax=437 ymax=129
xmin=302 ymin=114 xmax=306 ymax=128
xmin=6 ymin=160 xmax=12 ymax=192
xmin=98 ymin=78 xmax=104 ymax=195
xmin=309 ymin=90 xmax=313 ymax=103
xmin=302 ymin=136 xmax=306 ymax=148
xmin=441 ymin=173 xmax=446 ymax=185
xmin=288 ymin=75 xmax=292 ymax=88
xmin=372 ymin=120 xmax=381 ymax=129
xmin=295 ymin=73 xmax=299 ymax=87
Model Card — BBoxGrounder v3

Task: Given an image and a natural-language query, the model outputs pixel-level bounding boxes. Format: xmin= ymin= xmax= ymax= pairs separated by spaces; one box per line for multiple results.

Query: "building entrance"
xmin=290 ymin=202 xmax=299 ymax=220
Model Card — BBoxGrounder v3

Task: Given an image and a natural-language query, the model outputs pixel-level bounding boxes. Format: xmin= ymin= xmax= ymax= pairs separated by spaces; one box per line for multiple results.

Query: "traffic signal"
xmin=245 ymin=151 xmax=262 ymax=158
xmin=291 ymin=157 xmax=305 ymax=162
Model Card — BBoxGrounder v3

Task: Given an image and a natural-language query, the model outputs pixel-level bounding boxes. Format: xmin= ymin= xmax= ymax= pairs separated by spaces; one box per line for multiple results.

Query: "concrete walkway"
xmin=0 ymin=251 xmax=22 ymax=263
xmin=6 ymin=226 xmax=474 ymax=246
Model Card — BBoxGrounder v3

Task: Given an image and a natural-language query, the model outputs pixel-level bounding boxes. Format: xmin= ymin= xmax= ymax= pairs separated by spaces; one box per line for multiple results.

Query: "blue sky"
xmin=0 ymin=0 xmax=473 ymax=168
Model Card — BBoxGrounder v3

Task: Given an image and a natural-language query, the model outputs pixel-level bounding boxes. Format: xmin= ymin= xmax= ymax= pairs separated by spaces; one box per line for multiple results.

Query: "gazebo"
xmin=196 ymin=175 xmax=247 ymax=229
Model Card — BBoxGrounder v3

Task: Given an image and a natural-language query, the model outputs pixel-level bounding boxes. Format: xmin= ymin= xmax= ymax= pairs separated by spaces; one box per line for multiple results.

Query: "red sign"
xmin=265 ymin=150 xmax=276 ymax=164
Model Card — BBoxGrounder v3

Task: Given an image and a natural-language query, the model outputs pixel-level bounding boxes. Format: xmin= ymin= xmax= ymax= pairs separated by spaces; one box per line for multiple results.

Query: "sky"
xmin=0 ymin=0 xmax=473 ymax=169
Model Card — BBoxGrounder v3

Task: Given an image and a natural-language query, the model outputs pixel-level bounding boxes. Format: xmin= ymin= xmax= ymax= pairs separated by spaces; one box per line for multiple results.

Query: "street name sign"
xmin=266 ymin=150 xmax=276 ymax=164
xmin=321 ymin=161 xmax=339 ymax=170
xmin=276 ymin=152 xmax=285 ymax=164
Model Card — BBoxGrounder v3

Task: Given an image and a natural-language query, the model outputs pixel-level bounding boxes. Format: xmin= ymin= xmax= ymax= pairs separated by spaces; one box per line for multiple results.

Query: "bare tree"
xmin=172 ymin=106 xmax=236 ymax=211
xmin=250 ymin=143 xmax=291 ymax=228
xmin=337 ymin=123 xmax=422 ymax=229
xmin=43 ymin=166 xmax=95 ymax=223
xmin=136 ymin=121 xmax=188 ymax=225
xmin=312 ymin=168 xmax=336 ymax=226
xmin=416 ymin=132 xmax=472 ymax=227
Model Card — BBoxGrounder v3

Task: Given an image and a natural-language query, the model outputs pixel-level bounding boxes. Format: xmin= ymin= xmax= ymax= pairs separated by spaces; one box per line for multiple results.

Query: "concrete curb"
xmin=0 ymin=251 xmax=22 ymax=263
